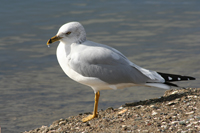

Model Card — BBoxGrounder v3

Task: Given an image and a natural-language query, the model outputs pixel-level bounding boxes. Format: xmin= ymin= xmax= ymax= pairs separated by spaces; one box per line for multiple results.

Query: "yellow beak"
xmin=47 ymin=35 xmax=63 ymax=46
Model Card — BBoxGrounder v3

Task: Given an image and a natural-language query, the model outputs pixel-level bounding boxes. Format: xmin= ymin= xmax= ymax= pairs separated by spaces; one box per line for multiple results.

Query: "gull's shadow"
xmin=122 ymin=88 xmax=196 ymax=107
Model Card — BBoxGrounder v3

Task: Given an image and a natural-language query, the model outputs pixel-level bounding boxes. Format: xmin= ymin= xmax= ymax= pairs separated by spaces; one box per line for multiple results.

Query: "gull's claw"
xmin=82 ymin=114 xmax=97 ymax=122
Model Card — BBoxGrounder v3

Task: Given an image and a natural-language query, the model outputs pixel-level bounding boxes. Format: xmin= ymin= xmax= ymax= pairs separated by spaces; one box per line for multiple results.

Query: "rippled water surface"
xmin=0 ymin=1 xmax=200 ymax=132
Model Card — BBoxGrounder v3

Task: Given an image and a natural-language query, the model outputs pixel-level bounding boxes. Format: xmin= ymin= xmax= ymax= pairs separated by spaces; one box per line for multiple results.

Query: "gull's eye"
xmin=66 ymin=32 xmax=71 ymax=35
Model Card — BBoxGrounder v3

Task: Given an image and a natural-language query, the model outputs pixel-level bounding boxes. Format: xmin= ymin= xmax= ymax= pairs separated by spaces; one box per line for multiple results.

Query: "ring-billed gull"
xmin=47 ymin=22 xmax=195 ymax=122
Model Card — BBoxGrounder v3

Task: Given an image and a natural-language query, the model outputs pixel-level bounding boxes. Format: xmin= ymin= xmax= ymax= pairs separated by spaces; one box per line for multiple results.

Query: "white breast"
xmin=56 ymin=42 xmax=82 ymax=82
xmin=56 ymin=43 xmax=107 ymax=87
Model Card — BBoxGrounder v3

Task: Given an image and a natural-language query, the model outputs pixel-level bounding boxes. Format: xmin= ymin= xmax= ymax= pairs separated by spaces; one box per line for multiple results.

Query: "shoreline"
xmin=24 ymin=88 xmax=200 ymax=133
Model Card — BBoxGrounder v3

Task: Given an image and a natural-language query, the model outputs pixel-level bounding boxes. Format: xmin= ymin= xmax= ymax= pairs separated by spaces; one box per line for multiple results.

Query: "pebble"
xmin=187 ymin=95 xmax=194 ymax=98
xmin=147 ymin=123 xmax=151 ymax=126
xmin=186 ymin=123 xmax=192 ymax=127
xmin=195 ymin=125 xmax=200 ymax=129
xmin=171 ymin=121 xmax=179 ymax=125
xmin=122 ymin=125 xmax=129 ymax=131
xmin=59 ymin=120 xmax=66 ymax=125
xmin=171 ymin=90 xmax=179 ymax=94
xmin=176 ymin=98 xmax=181 ymax=101
xmin=166 ymin=101 xmax=178 ymax=106
xmin=75 ymin=127 xmax=80 ymax=130
xmin=135 ymin=105 xmax=143 ymax=109
xmin=84 ymin=122 xmax=90 ymax=126
xmin=152 ymin=111 xmax=158 ymax=116
xmin=133 ymin=125 xmax=138 ymax=130
xmin=118 ymin=106 xmax=123 ymax=109
xmin=150 ymin=105 xmax=159 ymax=109
xmin=179 ymin=121 xmax=186 ymax=125
xmin=39 ymin=126 xmax=48 ymax=132
xmin=193 ymin=95 xmax=198 ymax=98
xmin=192 ymin=121 xmax=198 ymax=124
xmin=185 ymin=111 xmax=194 ymax=115
xmin=142 ymin=130 xmax=149 ymax=132
xmin=118 ymin=108 xmax=128 ymax=114
xmin=150 ymin=104 xmax=154 ymax=107
xmin=172 ymin=116 xmax=177 ymax=119
xmin=195 ymin=116 xmax=200 ymax=120
xmin=134 ymin=117 xmax=142 ymax=121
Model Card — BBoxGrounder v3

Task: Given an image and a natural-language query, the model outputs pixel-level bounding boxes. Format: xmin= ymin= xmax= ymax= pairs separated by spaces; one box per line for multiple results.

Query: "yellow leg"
xmin=82 ymin=91 xmax=100 ymax=122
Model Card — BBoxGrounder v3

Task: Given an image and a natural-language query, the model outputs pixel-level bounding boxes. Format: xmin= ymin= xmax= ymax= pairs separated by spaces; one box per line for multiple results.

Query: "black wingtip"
xmin=157 ymin=72 xmax=196 ymax=82
xmin=189 ymin=77 xmax=196 ymax=80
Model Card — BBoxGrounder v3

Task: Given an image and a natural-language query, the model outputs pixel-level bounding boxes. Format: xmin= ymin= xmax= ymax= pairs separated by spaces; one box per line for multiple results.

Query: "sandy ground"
xmin=24 ymin=88 xmax=200 ymax=133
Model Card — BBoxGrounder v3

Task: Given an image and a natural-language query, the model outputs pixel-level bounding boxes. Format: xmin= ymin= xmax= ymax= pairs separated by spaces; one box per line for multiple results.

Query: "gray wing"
xmin=68 ymin=42 xmax=150 ymax=84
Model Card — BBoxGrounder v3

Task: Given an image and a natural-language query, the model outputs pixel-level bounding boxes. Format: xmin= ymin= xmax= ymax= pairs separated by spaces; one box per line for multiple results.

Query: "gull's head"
xmin=47 ymin=22 xmax=86 ymax=46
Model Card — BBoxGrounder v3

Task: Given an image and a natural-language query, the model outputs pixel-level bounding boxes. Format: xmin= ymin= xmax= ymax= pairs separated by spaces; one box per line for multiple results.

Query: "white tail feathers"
xmin=145 ymin=83 xmax=171 ymax=90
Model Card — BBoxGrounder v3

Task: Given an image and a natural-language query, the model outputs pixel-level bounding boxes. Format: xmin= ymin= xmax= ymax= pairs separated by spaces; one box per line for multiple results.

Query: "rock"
xmin=39 ymin=126 xmax=48 ymax=132
xmin=118 ymin=108 xmax=128 ymax=114
xmin=134 ymin=117 xmax=142 ymax=121
xmin=122 ymin=125 xmax=127 ymax=130
xmin=171 ymin=90 xmax=179 ymax=94
xmin=59 ymin=120 xmax=66 ymax=125
xmin=171 ymin=121 xmax=179 ymax=125
xmin=185 ymin=111 xmax=194 ymax=115
xmin=142 ymin=130 xmax=149 ymax=132
xmin=161 ymin=125 xmax=168 ymax=129
xmin=85 ymin=122 xmax=90 ymax=126
xmin=192 ymin=121 xmax=199 ymax=124
xmin=150 ymin=105 xmax=159 ymax=109
xmin=152 ymin=111 xmax=158 ymax=116
xmin=186 ymin=123 xmax=192 ymax=127
xmin=118 ymin=106 xmax=123 ymax=109
xmin=166 ymin=101 xmax=178 ymax=106
xmin=195 ymin=116 xmax=200 ymax=120
xmin=179 ymin=121 xmax=186 ymax=125
xmin=133 ymin=125 xmax=138 ymax=130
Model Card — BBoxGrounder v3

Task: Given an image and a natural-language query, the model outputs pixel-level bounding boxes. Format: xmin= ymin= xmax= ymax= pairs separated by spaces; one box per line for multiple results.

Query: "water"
xmin=0 ymin=0 xmax=199 ymax=132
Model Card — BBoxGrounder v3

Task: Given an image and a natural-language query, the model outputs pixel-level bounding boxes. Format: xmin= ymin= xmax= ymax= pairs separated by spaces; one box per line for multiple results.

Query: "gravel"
xmin=24 ymin=88 xmax=200 ymax=133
